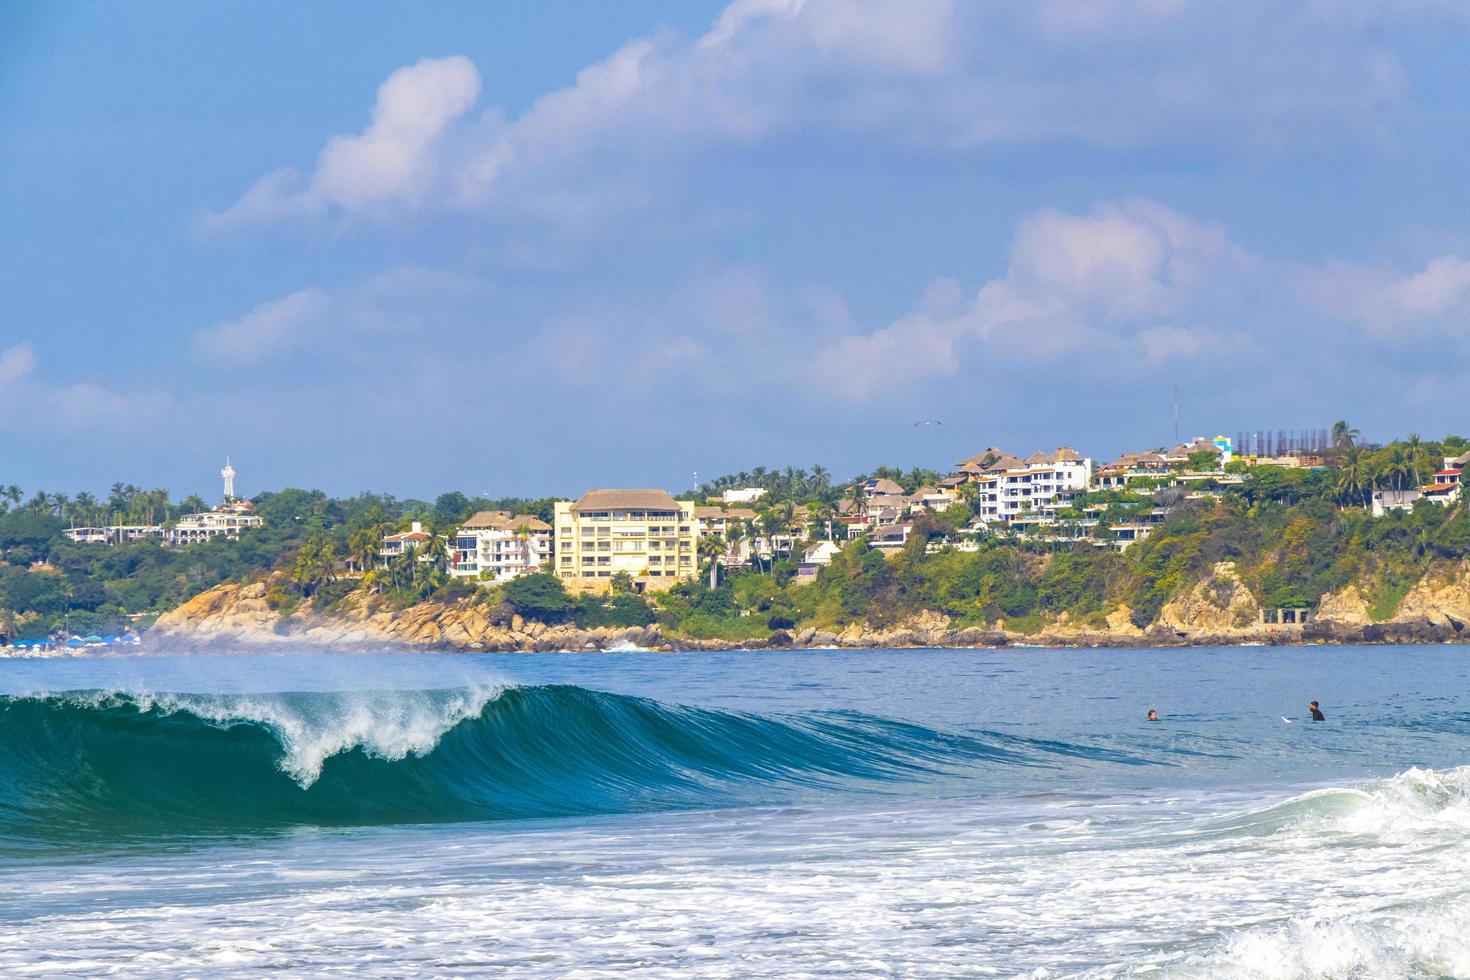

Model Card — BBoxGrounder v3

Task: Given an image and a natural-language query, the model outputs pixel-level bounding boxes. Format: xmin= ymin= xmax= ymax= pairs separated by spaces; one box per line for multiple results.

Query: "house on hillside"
xmin=380 ymin=521 xmax=434 ymax=561
xmin=171 ymin=510 xmax=263 ymax=545
xmin=909 ymin=486 xmax=956 ymax=513
xmin=693 ymin=506 xmax=757 ymax=539
xmin=449 ymin=511 xmax=552 ymax=583
xmin=861 ymin=477 xmax=904 ymax=497
xmin=1371 ymin=489 xmax=1421 ymax=517
xmin=966 ymin=448 xmax=1093 ymax=527
xmin=795 ymin=540 xmax=842 ymax=582
xmin=871 ymin=523 xmax=914 ymax=552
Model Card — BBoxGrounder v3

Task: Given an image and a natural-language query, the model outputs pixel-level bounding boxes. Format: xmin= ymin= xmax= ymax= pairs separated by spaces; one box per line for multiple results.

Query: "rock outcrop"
xmin=150 ymin=563 xmax=1470 ymax=653
xmin=1156 ymin=562 xmax=1261 ymax=635
xmin=150 ymin=581 xmax=691 ymax=653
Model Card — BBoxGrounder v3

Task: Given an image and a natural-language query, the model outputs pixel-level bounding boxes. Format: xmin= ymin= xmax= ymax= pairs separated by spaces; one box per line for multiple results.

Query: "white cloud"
xmin=0 ymin=342 xmax=167 ymax=431
xmin=1138 ymin=323 xmax=1220 ymax=364
xmin=0 ymin=342 xmax=38 ymax=386
xmin=1307 ymin=254 xmax=1470 ymax=335
xmin=205 ymin=0 xmax=1462 ymax=232
xmin=1391 ymin=256 xmax=1470 ymax=317
xmin=193 ymin=288 xmax=330 ymax=364
xmin=207 ymin=56 xmax=481 ymax=228
xmin=825 ymin=199 xmax=1242 ymax=396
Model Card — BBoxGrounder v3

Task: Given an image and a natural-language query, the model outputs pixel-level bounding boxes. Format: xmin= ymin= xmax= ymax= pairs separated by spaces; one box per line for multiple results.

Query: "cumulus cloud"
xmin=205 ymin=0 xmax=1462 ymax=231
xmin=193 ymin=288 xmax=330 ymax=363
xmin=207 ymin=56 xmax=481 ymax=227
xmin=826 ymin=199 xmax=1242 ymax=396
xmin=0 ymin=342 xmax=39 ymax=386
xmin=1307 ymin=254 xmax=1470 ymax=335
xmin=0 ymin=342 xmax=167 ymax=431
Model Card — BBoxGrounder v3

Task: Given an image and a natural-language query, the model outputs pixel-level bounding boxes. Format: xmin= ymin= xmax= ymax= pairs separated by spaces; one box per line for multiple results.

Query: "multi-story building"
xmin=553 ymin=489 xmax=697 ymax=592
xmin=967 ymin=448 xmax=1093 ymax=526
xmin=693 ymin=506 xmax=757 ymax=539
xmin=450 ymin=511 xmax=552 ymax=583
xmin=169 ymin=510 xmax=264 ymax=545
xmin=64 ymin=525 xmax=167 ymax=545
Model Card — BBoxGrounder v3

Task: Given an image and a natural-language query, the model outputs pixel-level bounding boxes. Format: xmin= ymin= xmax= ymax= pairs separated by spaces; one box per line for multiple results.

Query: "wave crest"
xmin=0 ymin=685 xmax=1155 ymax=842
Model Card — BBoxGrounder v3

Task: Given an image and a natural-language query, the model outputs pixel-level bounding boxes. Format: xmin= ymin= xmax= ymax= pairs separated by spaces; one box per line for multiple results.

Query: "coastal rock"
xmin=1395 ymin=568 xmax=1470 ymax=630
xmin=1105 ymin=606 xmax=1143 ymax=636
xmin=1157 ymin=562 xmax=1260 ymax=634
xmin=1314 ymin=583 xmax=1372 ymax=626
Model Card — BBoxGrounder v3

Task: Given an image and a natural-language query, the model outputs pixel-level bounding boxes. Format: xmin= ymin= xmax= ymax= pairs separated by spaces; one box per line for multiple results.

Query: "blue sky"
xmin=5 ymin=1 xmax=1470 ymax=501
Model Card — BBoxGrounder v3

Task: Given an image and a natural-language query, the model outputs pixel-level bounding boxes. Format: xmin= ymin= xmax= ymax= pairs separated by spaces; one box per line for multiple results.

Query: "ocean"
xmin=3 ymin=646 xmax=1469 ymax=977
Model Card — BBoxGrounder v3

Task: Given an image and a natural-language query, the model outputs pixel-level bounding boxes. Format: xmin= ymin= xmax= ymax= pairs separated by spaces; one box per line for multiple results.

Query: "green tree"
xmin=502 ymin=573 xmax=574 ymax=623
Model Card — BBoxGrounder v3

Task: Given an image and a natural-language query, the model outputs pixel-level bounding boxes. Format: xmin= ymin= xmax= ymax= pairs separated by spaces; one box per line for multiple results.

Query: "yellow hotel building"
xmin=553 ymin=489 xmax=698 ymax=592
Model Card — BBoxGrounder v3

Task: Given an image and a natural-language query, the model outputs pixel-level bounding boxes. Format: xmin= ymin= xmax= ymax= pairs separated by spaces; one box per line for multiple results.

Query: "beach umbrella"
xmin=83 ymin=635 xmax=103 ymax=643
xmin=65 ymin=637 xmax=84 ymax=648
xmin=103 ymin=635 xmax=120 ymax=644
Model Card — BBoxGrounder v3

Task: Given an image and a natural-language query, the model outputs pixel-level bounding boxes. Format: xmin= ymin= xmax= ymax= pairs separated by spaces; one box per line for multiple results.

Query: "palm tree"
xmin=290 ymin=536 xmax=336 ymax=596
xmin=1330 ymin=420 xmax=1360 ymax=452
xmin=758 ymin=510 xmax=787 ymax=571
xmin=1384 ymin=445 xmax=1414 ymax=493
xmin=424 ymin=524 xmax=450 ymax=572
xmin=1335 ymin=445 xmax=1369 ymax=509
xmin=699 ymin=535 xmax=727 ymax=588
xmin=346 ymin=527 xmax=378 ymax=574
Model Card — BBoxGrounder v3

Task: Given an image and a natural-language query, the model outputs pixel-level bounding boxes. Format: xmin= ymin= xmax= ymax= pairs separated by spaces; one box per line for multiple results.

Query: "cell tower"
xmin=221 ymin=457 xmax=236 ymax=502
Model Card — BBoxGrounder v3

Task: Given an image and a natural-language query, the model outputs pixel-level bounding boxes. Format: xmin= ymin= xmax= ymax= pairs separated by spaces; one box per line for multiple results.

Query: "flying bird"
xmin=912 ymin=420 xmax=943 ymax=427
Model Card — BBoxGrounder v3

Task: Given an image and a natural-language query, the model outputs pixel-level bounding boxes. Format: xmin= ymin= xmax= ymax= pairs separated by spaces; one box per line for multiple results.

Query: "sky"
xmin=4 ymin=1 xmax=1470 ymax=502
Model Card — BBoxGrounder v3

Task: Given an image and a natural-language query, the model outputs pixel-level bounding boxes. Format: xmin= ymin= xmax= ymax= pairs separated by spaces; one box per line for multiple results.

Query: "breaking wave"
xmin=0 ymin=684 xmax=1152 ymax=843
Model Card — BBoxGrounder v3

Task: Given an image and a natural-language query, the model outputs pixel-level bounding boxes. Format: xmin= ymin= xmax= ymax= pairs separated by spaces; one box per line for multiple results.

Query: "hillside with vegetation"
xmin=7 ymin=430 xmax=1470 ymax=648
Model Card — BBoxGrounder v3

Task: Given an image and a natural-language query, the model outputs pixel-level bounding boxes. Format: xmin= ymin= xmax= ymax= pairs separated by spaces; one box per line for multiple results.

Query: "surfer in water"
xmin=1309 ymin=700 xmax=1325 ymax=721
xmin=1147 ymin=709 xmax=1158 ymax=722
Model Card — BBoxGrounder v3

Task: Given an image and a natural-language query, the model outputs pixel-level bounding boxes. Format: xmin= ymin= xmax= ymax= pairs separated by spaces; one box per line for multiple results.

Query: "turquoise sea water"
xmin=3 ymin=646 xmax=1470 ymax=976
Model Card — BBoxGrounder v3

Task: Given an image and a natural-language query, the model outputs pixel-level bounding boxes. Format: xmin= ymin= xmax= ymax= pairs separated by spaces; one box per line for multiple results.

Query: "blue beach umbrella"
xmin=65 ymin=637 xmax=84 ymax=648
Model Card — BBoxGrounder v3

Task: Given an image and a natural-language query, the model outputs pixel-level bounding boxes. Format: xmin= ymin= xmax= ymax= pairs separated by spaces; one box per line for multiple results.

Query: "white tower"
xmin=221 ymin=458 xmax=236 ymax=502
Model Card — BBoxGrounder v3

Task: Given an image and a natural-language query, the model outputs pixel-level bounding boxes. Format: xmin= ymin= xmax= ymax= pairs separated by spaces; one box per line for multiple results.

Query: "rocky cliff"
xmin=150 ymin=580 xmax=679 ymax=652
xmin=150 ymin=563 xmax=1470 ymax=653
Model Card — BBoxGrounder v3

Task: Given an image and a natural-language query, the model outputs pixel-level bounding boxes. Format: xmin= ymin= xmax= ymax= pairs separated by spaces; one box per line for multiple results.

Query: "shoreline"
xmin=138 ymin=620 xmax=1470 ymax=654
xmin=136 ymin=579 xmax=1470 ymax=655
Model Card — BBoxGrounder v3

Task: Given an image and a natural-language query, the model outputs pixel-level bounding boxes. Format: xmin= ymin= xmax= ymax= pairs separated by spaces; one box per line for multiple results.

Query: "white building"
xmin=969 ymin=448 xmax=1093 ymax=526
xmin=722 ymin=488 xmax=767 ymax=504
xmin=380 ymin=521 xmax=433 ymax=560
xmin=64 ymin=524 xmax=168 ymax=546
xmin=450 ymin=511 xmax=552 ymax=583
xmin=795 ymin=540 xmax=842 ymax=582
xmin=1371 ymin=489 xmax=1421 ymax=517
xmin=170 ymin=510 xmax=263 ymax=545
